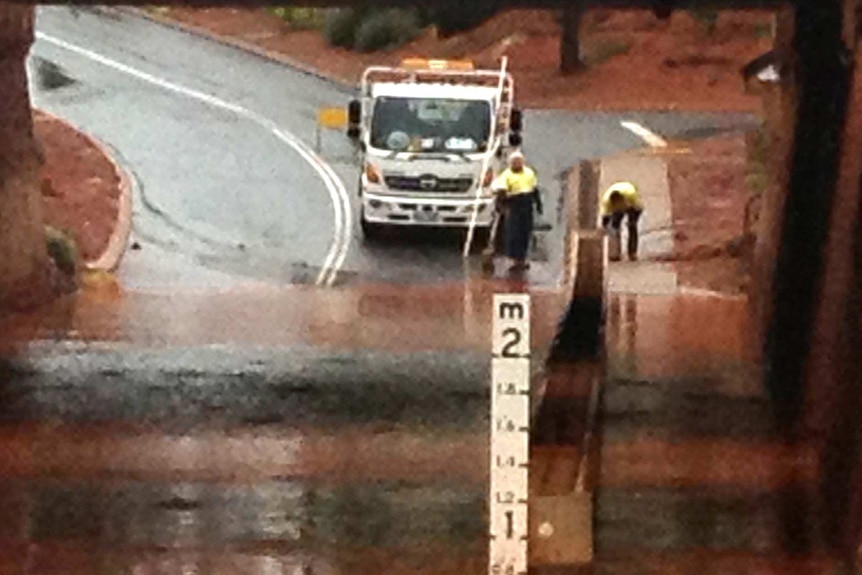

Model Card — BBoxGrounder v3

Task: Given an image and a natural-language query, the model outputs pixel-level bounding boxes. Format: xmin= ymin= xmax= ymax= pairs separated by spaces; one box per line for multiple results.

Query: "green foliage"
xmin=689 ymin=8 xmax=719 ymax=35
xmin=745 ymin=123 xmax=771 ymax=231
xmin=745 ymin=172 xmax=769 ymax=195
xmin=322 ymin=2 xmax=499 ymax=53
xmin=45 ymin=226 xmax=78 ymax=277
xmin=419 ymin=2 xmax=498 ymax=37
xmin=754 ymin=22 xmax=773 ymax=39
xmin=323 ymin=8 xmax=367 ymax=49
xmin=584 ymin=39 xmax=631 ymax=66
xmin=267 ymin=6 xmax=326 ymax=30
xmin=353 ymin=8 xmax=421 ymax=53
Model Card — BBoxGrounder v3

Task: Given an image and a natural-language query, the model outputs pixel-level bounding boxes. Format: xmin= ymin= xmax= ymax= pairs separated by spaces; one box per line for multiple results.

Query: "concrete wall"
xmin=550 ymin=159 xmax=606 ymax=362
xmin=748 ymin=4 xmax=796 ymax=361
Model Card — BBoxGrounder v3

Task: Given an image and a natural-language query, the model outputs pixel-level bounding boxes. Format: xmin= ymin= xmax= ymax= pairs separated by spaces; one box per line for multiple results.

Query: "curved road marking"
xmin=620 ymin=120 xmax=667 ymax=148
xmin=35 ymin=31 xmax=351 ymax=287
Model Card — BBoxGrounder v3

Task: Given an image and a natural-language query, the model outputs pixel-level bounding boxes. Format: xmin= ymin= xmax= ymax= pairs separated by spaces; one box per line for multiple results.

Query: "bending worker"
xmin=600 ymin=180 xmax=644 ymax=261
xmin=492 ymin=150 xmax=543 ymax=272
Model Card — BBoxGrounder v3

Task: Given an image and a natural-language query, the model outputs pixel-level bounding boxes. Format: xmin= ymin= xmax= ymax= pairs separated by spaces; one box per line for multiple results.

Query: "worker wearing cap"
xmin=600 ymin=181 xmax=644 ymax=261
xmin=491 ymin=150 xmax=543 ymax=271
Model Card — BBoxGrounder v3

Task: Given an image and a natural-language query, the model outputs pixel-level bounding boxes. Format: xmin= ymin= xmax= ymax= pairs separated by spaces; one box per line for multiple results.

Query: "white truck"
xmin=346 ymin=58 xmax=523 ymax=240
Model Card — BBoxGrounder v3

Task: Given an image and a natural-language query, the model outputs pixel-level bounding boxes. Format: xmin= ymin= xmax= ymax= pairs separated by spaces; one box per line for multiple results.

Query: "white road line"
xmin=620 ymin=120 xmax=668 ymax=148
xmin=35 ymin=31 xmax=351 ymax=287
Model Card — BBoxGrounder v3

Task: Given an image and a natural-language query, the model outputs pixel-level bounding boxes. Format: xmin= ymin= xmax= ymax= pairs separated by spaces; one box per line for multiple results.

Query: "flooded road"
xmin=0 ymin=279 xmax=567 ymax=575
xmin=594 ymin=294 xmax=834 ymax=574
xmin=0 ymin=275 xmax=834 ymax=574
xmin=0 ymin=276 xmax=835 ymax=575
xmin=9 ymin=7 xmax=795 ymax=573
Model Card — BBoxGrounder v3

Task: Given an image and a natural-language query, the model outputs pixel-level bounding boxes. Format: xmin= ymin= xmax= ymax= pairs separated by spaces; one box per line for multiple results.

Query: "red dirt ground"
xmin=666 ymin=133 xmax=752 ymax=295
xmin=34 ymin=110 xmax=120 ymax=264
xmin=155 ymin=7 xmax=773 ymax=112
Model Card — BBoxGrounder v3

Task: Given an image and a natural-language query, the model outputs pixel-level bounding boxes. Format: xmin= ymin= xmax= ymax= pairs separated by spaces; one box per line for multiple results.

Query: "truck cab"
xmin=346 ymin=58 xmax=523 ymax=239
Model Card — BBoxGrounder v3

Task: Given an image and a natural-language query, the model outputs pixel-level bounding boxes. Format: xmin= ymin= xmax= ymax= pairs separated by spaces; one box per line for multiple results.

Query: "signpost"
xmin=490 ymin=294 xmax=531 ymax=575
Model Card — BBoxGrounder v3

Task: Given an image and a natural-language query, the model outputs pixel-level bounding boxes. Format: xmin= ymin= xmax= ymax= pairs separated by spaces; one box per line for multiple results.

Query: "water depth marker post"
xmin=490 ymin=293 xmax=531 ymax=575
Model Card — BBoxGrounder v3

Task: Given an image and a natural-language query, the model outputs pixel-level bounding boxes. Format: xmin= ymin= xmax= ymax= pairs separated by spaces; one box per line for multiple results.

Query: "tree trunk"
xmin=560 ymin=4 xmax=585 ymax=74
xmin=0 ymin=3 xmax=50 ymax=312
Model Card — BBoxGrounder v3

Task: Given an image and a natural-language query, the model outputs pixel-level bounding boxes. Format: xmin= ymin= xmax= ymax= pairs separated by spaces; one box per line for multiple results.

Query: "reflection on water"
xmin=0 ymin=274 xmax=783 ymax=575
xmin=9 ymin=478 xmax=486 ymax=575
xmin=607 ymin=293 xmax=759 ymax=392
xmin=0 ymin=280 xmax=567 ymax=355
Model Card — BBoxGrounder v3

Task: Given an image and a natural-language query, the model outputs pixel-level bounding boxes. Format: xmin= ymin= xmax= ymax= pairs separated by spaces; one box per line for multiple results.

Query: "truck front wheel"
xmin=360 ymin=208 xmax=384 ymax=241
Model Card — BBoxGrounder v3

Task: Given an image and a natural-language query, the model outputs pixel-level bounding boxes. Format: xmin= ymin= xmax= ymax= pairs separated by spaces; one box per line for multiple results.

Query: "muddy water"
xmin=0 ymin=280 xmax=568 ymax=575
xmin=0 ymin=282 xmax=789 ymax=575
xmin=596 ymin=294 xmax=835 ymax=573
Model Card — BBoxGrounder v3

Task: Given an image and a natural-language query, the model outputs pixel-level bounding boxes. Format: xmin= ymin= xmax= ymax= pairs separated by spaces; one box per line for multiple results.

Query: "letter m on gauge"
xmin=494 ymin=294 xmax=530 ymax=359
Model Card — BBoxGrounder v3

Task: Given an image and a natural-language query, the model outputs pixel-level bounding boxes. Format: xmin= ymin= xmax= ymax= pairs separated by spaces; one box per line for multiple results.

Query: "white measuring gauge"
xmin=490 ymin=294 xmax=531 ymax=575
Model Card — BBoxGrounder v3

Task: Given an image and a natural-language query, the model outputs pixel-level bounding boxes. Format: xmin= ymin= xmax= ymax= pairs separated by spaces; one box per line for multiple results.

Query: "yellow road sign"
xmin=318 ymin=107 xmax=348 ymax=129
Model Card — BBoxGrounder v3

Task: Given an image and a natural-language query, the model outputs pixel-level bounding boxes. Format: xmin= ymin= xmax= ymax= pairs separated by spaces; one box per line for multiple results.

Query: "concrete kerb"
xmin=117 ymin=7 xmax=358 ymax=92
xmin=36 ymin=109 xmax=133 ymax=273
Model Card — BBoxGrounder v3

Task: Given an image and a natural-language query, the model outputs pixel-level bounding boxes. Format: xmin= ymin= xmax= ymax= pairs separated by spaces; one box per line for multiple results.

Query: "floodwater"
xmin=596 ymin=294 xmax=835 ymax=574
xmin=0 ymin=278 xmax=564 ymax=575
xmin=0 ymin=282 xmax=831 ymax=575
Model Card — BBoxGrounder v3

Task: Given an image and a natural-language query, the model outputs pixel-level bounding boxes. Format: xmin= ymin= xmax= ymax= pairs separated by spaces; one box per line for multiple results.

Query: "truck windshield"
xmin=369 ymin=97 xmax=491 ymax=154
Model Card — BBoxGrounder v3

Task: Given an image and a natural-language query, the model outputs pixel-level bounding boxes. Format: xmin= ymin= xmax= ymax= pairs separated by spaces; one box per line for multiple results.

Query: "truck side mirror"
xmin=510 ymin=108 xmax=523 ymax=132
xmin=347 ymin=99 xmax=361 ymax=139
xmin=509 ymin=132 xmax=523 ymax=147
xmin=348 ymin=99 xmax=361 ymax=124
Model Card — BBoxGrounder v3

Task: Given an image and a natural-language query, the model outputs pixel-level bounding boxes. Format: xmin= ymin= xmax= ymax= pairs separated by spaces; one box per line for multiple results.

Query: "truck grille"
xmin=384 ymin=175 xmax=474 ymax=193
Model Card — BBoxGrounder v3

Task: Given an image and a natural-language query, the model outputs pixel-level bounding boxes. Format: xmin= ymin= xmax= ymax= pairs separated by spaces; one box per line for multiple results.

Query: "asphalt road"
xmin=29 ymin=5 xmax=757 ymax=291
xmin=8 ymin=7 xmax=763 ymax=574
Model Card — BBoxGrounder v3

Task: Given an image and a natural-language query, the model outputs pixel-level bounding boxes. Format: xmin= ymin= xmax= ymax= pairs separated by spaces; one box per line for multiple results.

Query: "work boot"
xmin=508 ymin=259 xmax=530 ymax=272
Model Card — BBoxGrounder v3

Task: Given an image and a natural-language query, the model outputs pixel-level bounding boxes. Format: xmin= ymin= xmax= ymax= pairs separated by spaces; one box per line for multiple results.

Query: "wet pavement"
xmin=593 ymin=294 xmax=835 ymax=574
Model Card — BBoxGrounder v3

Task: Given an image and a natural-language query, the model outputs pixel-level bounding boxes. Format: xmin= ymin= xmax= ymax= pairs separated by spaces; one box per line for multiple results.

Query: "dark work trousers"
xmin=504 ymin=193 xmax=537 ymax=261
xmin=602 ymin=208 xmax=643 ymax=257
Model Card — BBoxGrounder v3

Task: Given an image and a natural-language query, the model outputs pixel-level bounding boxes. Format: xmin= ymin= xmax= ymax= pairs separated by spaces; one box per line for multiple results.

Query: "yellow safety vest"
xmin=600 ymin=181 xmax=643 ymax=216
xmin=492 ymin=166 xmax=538 ymax=197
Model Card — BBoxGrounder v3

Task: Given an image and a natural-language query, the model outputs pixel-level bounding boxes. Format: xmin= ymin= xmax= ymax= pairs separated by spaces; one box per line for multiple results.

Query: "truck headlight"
xmin=365 ymin=163 xmax=382 ymax=184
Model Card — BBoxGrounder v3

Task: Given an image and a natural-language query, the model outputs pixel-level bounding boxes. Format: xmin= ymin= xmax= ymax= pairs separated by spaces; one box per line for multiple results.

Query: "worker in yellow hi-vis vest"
xmin=491 ymin=150 xmax=543 ymax=272
xmin=600 ymin=181 xmax=644 ymax=261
